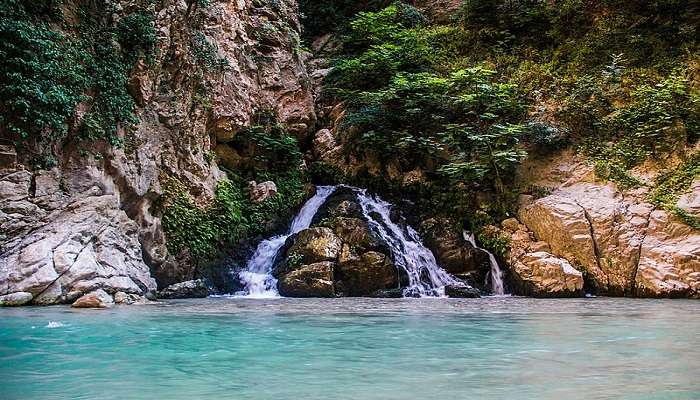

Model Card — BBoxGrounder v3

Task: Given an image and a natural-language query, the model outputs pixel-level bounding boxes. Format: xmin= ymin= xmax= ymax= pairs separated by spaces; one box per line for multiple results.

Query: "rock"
xmin=287 ymin=227 xmax=342 ymax=264
xmin=445 ymin=285 xmax=481 ymax=298
xmin=249 ymin=181 xmax=278 ymax=203
xmin=510 ymin=252 xmax=584 ymax=297
xmin=0 ymin=144 xmax=17 ymax=169
xmin=676 ymin=178 xmax=700 ymax=218
xmin=332 ymin=217 xmax=374 ymax=250
xmin=508 ymin=150 xmax=700 ymax=298
xmin=501 ymin=218 xmax=521 ymax=232
xmin=0 ymin=195 xmax=157 ymax=305
xmin=113 ymin=291 xmax=144 ymax=305
xmin=370 ymin=288 xmax=404 ymax=298
xmin=214 ymin=144 xmax=243 ymax=170
xmin=278 ymin=262 xmax=336 ymax=297
xmin=337 ymin=249 xmax=398 ymax=296
xmin=71 ymin=289 xmax=114 ymax=308
xmin=420 ymin=218 xmax=490 ymax=288
xmin=0 ymin=292 xmax=33 ymax=306
xmin=158 ymin=279 xmax=209 ymax=299
xmin=635 ymin=210 xmax=700 ymax=298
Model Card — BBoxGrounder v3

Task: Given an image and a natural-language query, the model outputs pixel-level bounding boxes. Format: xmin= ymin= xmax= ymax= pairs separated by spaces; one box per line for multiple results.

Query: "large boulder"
xmin=71 ymin=289 xmax=114 ymax=308
xmin=507 ymin=151 xmax=700 ymax=298
xmin=249 ymin=181 xmax=278 ymax=204
xmin=336 ymin=247 xmax=398 ymax=296
xmin=0 ymin=292 xmax=33 ymax=306
xmin=278 ymin=262 xmax=336 ymax=297
xmin=287 ymin=227 xmax=342 ymax=264
xmin=635 ymin=210 xmax=700 ymax=298
xmin=511 ymin=252 xmax=584 ymax=297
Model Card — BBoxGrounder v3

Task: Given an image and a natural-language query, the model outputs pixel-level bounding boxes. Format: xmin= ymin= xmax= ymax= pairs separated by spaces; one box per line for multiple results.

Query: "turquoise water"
xmin=1 ymin=297 xmax=699 ymax=400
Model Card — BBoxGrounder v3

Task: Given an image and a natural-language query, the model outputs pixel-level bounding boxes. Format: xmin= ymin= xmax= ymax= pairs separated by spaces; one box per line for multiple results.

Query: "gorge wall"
xmin=1 ymin=0 xmax=698 ymax=305
xmin=1 ymin=0 xmax=315 ymax=305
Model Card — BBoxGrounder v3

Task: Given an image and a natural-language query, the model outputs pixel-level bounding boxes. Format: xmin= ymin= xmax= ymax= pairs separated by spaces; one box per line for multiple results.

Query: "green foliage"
xmin=161 ymin=112 xmax=308 ymax=260
xmin=0 ymin=5 xmax=90 ymax=144
xmin=649 ymin=151 xmax=700 ymax=229
xmin=0 ymin=0 xmax=158 ymax=160
xmin=116 ymin=11 xmax=157 ymax=63
xmin=298 ymin=0 xmax=389 ymax=39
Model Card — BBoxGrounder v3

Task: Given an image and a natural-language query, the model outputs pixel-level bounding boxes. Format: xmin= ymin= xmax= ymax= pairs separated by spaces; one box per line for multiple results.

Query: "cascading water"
xmin=355 ymin=189 xmax=464 ymax=297
xmin=463 ymin=231 xmax=506 ymax=295
xmin=237 ymin=186 xmax=337 ymax=298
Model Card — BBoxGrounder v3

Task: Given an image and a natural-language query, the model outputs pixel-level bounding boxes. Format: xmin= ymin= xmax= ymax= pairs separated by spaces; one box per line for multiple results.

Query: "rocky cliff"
xmin=1 ymin=0 xmax=315 ymax=306
xmin=501 ymin=149 xmax=700 ymax=298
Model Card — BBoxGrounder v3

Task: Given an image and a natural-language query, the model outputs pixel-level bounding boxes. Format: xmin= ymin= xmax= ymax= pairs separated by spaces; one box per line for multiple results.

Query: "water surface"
xmin=1 ymin=297 xmax=699 ymax=399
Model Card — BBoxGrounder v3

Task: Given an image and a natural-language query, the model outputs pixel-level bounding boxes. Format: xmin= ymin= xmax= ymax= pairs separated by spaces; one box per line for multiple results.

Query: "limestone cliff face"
xmin=0 ymin=0 xmax=315 ymax=306
xmin=503 ymin=150 xmax=700 ymax=298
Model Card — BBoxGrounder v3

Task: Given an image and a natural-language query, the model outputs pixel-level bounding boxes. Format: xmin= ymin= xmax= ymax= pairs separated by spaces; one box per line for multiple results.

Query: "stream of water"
xmin=237 ymin=186 xmax=337 ymax=297
xmin=1 ymin=297 xmax=699 ymax=400
xmin=464 ymin=231 xmax=507 ymax=295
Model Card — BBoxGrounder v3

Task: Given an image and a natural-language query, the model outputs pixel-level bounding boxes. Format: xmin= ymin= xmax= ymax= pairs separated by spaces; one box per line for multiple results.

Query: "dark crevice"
xmin=575 ymin=200 xmax=604 ymax=293
xmin=630 ymin=206 xmax=655 ymax=296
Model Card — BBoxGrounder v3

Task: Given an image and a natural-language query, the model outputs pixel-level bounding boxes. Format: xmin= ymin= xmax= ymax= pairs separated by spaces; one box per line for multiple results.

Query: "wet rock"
xmin=287 ymin=227 xmax=342 ymax=264
xmin=278 ymin=262 xmax=336 ymax=298
xmin=71 ymin=289 xmax=114 ymax=308
xmin=445 ymin=285 xmax=481 ymax=298
xmin=420 ymin=218 xmax=490 ymax=288
xmin=337 ymin=249 xmax=398 ymax=296
xmin=0 ymin=292 xmax=33 ymax=306
xmin=114 ymin=291 xmax=144 ymax=305
xmin=158 ymin=279 xmax=209 ymax=299
xmin=332 ymin=217 xmax=374 ymax=250
xmin=370 ymin=288 xmax=404 ymax=298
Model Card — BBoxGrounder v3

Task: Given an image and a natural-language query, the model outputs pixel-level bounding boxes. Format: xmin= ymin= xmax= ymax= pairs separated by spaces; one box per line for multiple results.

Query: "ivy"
xmin=649 ymin=151 xmax=700 ymax=229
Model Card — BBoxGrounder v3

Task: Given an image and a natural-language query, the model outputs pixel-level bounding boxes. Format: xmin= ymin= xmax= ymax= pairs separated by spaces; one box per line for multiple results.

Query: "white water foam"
xmin=463 ymin=231 xmax=507 ymax=295
xmin=355 ymin=189 xmax=463 ymax=297
xmin=236 ymin=186 xmax=337 ymax=297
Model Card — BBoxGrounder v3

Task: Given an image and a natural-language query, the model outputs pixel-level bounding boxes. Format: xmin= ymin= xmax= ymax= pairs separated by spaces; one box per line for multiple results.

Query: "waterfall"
xmin=237 ymin=186 xmax=337 ymax=298
xmin=355 ymin=189 xmax=463 ymax=297
xmin=463 ymin=231 xmax=506 ymax=295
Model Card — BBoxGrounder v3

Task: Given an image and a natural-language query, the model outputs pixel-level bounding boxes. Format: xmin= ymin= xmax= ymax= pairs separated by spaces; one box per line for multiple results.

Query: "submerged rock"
xmin=72 ymin=289 xmax=114 ymax=309
xmin=158 ymin=279 xmax=209 ymax=299
xmin=444 ymin=285 xmax=481 ymax=298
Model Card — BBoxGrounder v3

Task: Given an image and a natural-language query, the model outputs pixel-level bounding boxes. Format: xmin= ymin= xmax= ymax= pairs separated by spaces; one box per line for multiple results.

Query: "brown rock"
xmin=71 ymin=289 xmax=114 ymax=308
xmin=511 ymin=252 xmax=584 ymax=297
xmin=278 ymin=262 xmax=335 ymax=297
xmin=288 ymin=227 xmax=342 ymax=264
xmin=214 ymin=144 xmax=242 ymax=170
xmin=337 ymin=250 xmax=398 ymax=296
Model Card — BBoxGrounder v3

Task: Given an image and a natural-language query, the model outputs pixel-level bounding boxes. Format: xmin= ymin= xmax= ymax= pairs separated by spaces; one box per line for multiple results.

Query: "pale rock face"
xmin=503 ymin=219 xmax=583 ymax=297
xmin=249 ymin=181 xmax=278 ymax=203
xmin=508 ymin=151 xmax=700 ymax=298
xmin=1 ymin=0 xmax=316 ymax=305
xmin=1 ymin=193 xmax=157 ymax=305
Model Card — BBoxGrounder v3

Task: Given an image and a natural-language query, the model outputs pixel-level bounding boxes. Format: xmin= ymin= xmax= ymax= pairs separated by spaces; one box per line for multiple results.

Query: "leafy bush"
xmin=649 ymin=151 xmax=700 ymax=229
xmin=0 ymin=0 xmax=158 ymax=159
